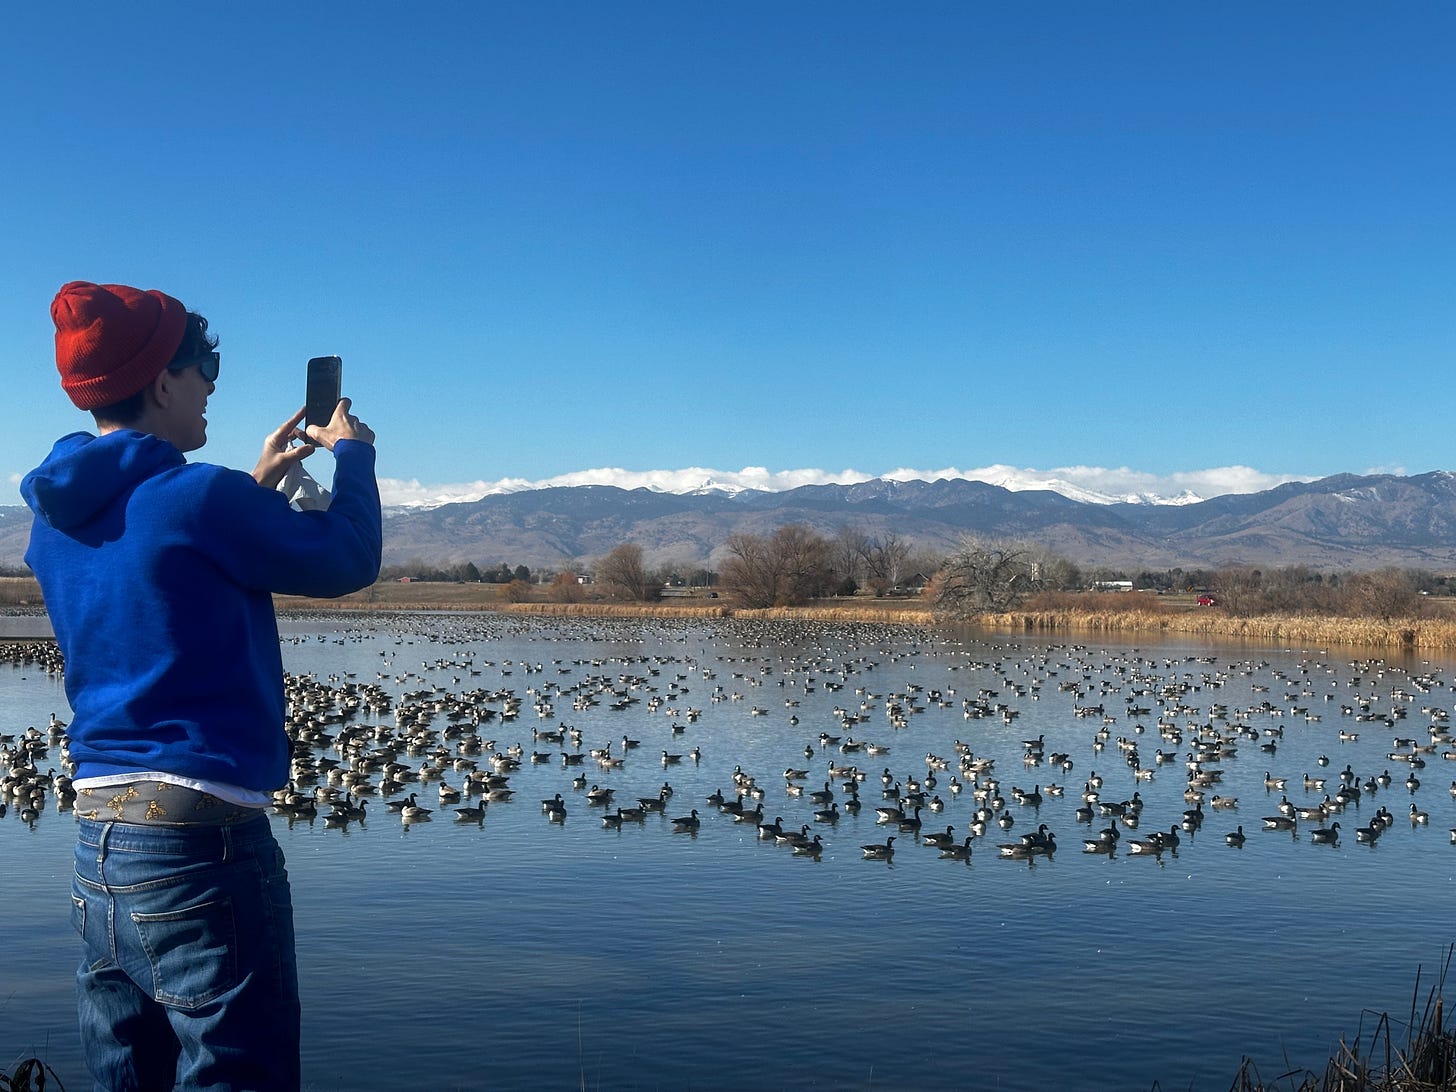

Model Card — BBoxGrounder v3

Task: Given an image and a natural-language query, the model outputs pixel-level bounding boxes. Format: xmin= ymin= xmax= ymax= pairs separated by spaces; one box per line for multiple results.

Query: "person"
xmin=21 ymin=281 xmax=382 ymax=1091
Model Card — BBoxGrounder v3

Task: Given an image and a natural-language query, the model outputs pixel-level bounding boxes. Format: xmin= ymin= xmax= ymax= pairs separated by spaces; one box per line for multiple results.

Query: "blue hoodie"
xmin=21 ymin=430 xmax=382 ymax=792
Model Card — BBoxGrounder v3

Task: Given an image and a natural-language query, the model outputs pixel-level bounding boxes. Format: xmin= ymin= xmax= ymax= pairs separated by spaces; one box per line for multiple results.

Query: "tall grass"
xmin=1211 ymin=952 xmax=1456 ymax=1092
xmin=983 ymin=607 xmax=1456 ymax=650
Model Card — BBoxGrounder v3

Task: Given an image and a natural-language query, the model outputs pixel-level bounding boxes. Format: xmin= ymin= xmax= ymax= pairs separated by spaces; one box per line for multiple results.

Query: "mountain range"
xmin=5 ymin=470 xmax=1456 ymax=575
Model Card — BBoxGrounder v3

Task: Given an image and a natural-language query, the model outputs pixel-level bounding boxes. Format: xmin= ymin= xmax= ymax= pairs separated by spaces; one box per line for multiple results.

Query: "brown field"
xmin=10 ymin=574 xmax=1456 ymax=649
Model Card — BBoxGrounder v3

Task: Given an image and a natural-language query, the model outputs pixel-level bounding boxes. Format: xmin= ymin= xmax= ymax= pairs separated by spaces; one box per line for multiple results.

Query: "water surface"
xmin=4 ymin=616 xmax=1454 ymax=1089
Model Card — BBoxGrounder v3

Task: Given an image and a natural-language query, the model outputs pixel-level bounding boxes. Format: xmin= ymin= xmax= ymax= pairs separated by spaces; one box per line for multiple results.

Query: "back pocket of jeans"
xmin=132 ymin=896 xmax=238 ymax=1009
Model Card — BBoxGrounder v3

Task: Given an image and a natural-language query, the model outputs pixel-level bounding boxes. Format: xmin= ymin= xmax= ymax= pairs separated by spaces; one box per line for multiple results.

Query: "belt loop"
xmin=96 ymin=821 xmax=112 ymax=884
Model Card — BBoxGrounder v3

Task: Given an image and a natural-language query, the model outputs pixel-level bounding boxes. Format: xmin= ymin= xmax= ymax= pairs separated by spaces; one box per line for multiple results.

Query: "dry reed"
xmin=1210 ymin=951 xmax=1456 ymax=1092
xmin=980 ymin=608 xmax=1456 ymax=651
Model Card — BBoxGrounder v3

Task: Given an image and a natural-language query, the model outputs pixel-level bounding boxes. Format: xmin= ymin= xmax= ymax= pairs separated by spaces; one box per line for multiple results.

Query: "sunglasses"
xmin=169 ymin=350 xmax=220 ymax=383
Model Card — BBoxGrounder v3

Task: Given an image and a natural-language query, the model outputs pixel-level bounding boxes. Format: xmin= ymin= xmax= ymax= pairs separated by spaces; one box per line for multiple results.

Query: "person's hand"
xmin=252 ymin=407 xmax=314 ymax=489
xmin=305 ymin=397 xmax=375 ymax=450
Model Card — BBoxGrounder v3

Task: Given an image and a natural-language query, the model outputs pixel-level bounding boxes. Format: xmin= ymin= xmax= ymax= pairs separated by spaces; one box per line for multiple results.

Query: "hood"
xmin=22 ymin=430 xmax=184 ymax=532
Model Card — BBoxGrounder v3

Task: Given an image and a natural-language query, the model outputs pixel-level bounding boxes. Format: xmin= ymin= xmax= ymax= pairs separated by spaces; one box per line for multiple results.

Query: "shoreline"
xmin=10 ymin=576 xmax=1456 ymax=649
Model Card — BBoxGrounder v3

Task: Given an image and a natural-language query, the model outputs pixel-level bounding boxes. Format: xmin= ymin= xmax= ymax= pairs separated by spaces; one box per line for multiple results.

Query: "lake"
xmin=4 ymin=612 xmax=1455 ymax=1090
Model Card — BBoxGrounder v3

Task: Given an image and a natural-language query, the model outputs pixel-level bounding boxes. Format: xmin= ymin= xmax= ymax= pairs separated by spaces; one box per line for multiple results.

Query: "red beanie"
xmin=51 ymin=281 xmax=188 ymax=410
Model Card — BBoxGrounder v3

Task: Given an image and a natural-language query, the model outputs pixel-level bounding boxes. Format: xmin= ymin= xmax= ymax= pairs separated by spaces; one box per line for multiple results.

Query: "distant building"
xmin=891 ymin=573 xmax=931 ymax=596
xmin=1093 ymin=580 xmax=1134 ymax=592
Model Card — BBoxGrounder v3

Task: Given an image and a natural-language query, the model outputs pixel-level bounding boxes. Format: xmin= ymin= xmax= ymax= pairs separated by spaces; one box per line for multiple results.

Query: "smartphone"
xmin=305 ymin=356 xmax=343 ymax=432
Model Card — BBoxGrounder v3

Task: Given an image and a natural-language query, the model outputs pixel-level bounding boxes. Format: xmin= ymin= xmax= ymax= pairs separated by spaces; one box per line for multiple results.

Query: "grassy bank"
xmin=12 ymin=570 xmax=1456 ymax=649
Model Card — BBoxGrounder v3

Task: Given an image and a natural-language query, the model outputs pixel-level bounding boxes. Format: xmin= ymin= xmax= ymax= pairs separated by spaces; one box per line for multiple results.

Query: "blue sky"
xmin=3 ymin=3 xmax=1452 ymax=507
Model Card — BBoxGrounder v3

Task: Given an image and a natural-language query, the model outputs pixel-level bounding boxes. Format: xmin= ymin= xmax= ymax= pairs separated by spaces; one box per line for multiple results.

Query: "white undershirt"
xmin=73 ymin=772 xmax=272 ymax=808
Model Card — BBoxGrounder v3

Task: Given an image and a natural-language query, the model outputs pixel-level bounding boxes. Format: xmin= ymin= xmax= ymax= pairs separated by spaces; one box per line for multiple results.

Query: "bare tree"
xmin=858 ymin=532 xmax=911 ymax=596
xmin=720 ymin=525 xmax=834 ymax=607
xmin=546 ymin=571 xmax=586 ymax=603
xmin=1340 ymin=568 xmax=1424 ymax=620
xmin=596 ymin=543 xmax=658 ymax=601
xmin=930 ymin=537 xmax=1045 ymax=617
xmin=833 ymin=526 xmax=869 ymax=592
xmin=1210 ymin=568 xmax=1263 ymax=616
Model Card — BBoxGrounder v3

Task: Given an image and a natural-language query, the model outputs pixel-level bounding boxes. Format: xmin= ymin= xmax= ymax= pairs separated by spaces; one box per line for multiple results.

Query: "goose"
xmin=401 ymin=795 xmax=433 ymax=822
xmin=1261 ymin=815 xmax=1296 ymax=831
xmin=671 ymin=809 xmax=700 ymax=832
xmin=1309 ymin=822 xmax=1340 ymax=845
xmin=998 ymin=833 xmax=1056 ymax=859
xmin=921 ymin=825 xmax=957 ymax=849
xmin=897 ymin=806 xmax=924 ymax=834
xmin=331 ymin=797 xmax=367 ymax=822
xmin=601 ymin=807 xmax=626 ymax=829
xmin=776 ymin=824 xmax=813 ymax=848
xmin=1225 ymin=825 xmax=1246 ymax=847
xmin=757 ymin=816 xmax=785 ymax=840
xmin=874 ymin=803 xmax=905 ymax=824
xmin=453 ymin=801 xmax=487 ymax=823
xmin=1355 ymin=822 xmax=1382 ymax=843
xmin=1410 ymin=804 xmax=1429 ymax=825
xmin=939 ymin=836 xmax=974 ymax=860
xmin=791 ymin=834 xmax=824 ymax=857
xmin=861 ymin=836 xmax=896 ymax=859
xmin=586 ymin=784 xmax=614 ymax=805
xmin=813 ymin=802 xmax=840 ymax=824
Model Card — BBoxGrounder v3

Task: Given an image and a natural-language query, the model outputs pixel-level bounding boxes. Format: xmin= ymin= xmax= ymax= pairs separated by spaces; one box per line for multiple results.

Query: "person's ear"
xmin=149 ymin=367 xmax=177 ymax=409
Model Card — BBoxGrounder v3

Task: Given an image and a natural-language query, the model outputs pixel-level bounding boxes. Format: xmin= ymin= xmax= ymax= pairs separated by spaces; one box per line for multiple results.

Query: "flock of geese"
xmin=5 ymin=620 xmax=1456 ymax=874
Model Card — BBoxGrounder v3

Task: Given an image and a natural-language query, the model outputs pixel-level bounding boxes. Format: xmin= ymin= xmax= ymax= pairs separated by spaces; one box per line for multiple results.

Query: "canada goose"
xmin=921 ymin=825 xmax=957 ymax=849
xmin=1309 ymin=822 xmax=1340 ymax=844
xmin=861 ymin=836 xmax=896 ymax=859
xmin=998 ymin=832 xmax=1056 ymax=859
xmin=1225 ymin=825 xmax=1246 ymax=847
xmin=1410 ymin=804 xmax=1429 ymax=825
xmin=453 ymin=801 xmax=486 ymax=823
xmin=939 ymin=836 xmax=974 ymax=860
xmin=757 ymin=816 xmax=785 ymax=840
xmin=775 ymin=824 xmax=812 ymax=848
xmin=671 ymin=809 xmax=700 ymax=832
xmin=792 ymin=834 xmax=824 ymax=857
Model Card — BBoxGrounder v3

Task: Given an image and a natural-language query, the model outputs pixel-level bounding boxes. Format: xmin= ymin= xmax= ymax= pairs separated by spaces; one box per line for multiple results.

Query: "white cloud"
xmin=377 ymin=464 xmax=1316 ymax=509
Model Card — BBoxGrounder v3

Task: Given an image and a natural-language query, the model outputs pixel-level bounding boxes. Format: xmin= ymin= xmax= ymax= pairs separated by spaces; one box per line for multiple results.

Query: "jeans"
xmin=72 ymin=814 xmax=301 ymax=1091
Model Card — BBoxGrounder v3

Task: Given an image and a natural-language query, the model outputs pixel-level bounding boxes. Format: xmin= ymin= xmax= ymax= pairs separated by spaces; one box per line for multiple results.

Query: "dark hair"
xmin=92 ymin=312 xmax=218 ymax=427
